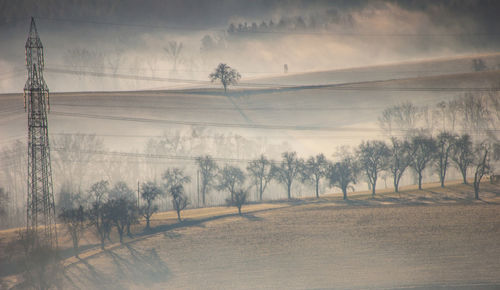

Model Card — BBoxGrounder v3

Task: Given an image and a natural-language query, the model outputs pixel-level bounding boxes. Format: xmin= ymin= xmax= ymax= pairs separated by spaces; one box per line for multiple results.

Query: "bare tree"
xmin=472 ymin=58 xmax=487 ymax=71
xmin=1 ymin=140 xmax=28 ymax=226
xmin=273 ymin=151 xmax=303 ymax=200
xmin=378 ymin=101 xmax=419 ymax=136
xmin=327 ymin=151 xmax=359 ymax=200
xmin=89 ymin=200 xmax=112 ymax=249
xmin=302 ymin=154 xmax=328 ymax=198
xmin=52 ymin=133 xmax=105 ymax=194
xmin=140 ymin=181 xmax=163 ymax=230
xmin=410 ymin=135 xmax=437 ymax=190
xmin=108 ymin=197 xmax=139 ymax=243
xmin=162 ymin=168 xmax=191 ymax=193
xmin=472 ymin=142 xmax=492 ymax=200
xmin=145 ymin=55 xmax=159 ymax=78
xmin=170 ymin=185 xmax=189 ymax=222
xmin=446 ymin=98 xmax=461 ymax=132
xmin=217 ymin=165 xmax=246 ymax=203
xmin=388 ymin=137 xmax=413 ymax=194
xmin=108 ymin=181 xmax=138 ymax=236
xmin=196 ymin=155 xmax=218 ymax=206
xmin=209 ymin=63 xmax=241 ymax=93
xmin=247 ymin=155 xmax=274 ymax=201
xmin=435 ymin=132 xmax=456 ymax=187
xmin=0 ymin=187 xmax=8 ymax=220
xmin=460 ymin=92 xmax=491 ymax=135
xmin=227 ymin=189 xmax=248 ymax=215
xmin=109 ymin=181 xmax=135 ymax=200
xmin=357 ymin=141 xmax=390 ymax=197
xmin=451 ymin=134 xmax=474 ymax=184
xmin=164 ymin=40 xmax=183 ymax=74
xmin=58 ymin=205 xmax=86 ymax=257
xmin=88 ymin=180 xmax=109 ymax=206
xmin=105 ymin=48 xmax=123 ymax=75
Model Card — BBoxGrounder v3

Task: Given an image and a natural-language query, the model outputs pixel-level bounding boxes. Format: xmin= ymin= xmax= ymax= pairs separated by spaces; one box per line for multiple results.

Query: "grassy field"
xmin=2 ymin=181 xmax=500 ymax=289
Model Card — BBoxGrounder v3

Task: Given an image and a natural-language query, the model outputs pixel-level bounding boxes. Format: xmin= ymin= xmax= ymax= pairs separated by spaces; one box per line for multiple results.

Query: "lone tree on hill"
xmin=209 ymin=63 xmax=241 ymax=93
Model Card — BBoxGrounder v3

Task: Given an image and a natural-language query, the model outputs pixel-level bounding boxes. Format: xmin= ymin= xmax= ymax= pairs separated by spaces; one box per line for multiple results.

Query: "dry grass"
xmin=2 ymin=181 xmax=500 ymax=289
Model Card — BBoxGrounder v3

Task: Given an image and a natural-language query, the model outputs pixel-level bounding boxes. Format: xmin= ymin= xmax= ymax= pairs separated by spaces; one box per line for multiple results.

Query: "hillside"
xmin=244 ymin=52 xmax=500 ymax=86
xmin=2 ymin=181 xmax=500 ymax=289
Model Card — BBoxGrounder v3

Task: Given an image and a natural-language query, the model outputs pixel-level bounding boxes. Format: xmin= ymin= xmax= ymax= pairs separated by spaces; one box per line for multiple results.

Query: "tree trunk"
xmin=146 ymin=217 xmax=150 ymax=229
xmin=72 ymin=237 xmax=79 ymax=258
xmin=418 ymin=171 xmax=423 ymax=190
xmin=287 ymin=183 xmax=291 ymax=200
xmin=342 ymin=187 xmax=347 ymax=200
xmin=259 ymin=182 xmax=263 ymax=201
xmin=126 ymin=223 xmax=132 ymax=237
xmin=177 ymin=210 xmax=181 ymax=222
xmin=474 ymin=182 xmax=479 ymax=200
xmin=315 ymin=180 xmax=319 ymax=199
xmin=394 ymin=174 xmax=399 ymax=193
xmin=371 ymin=180 xmax=376 ymax=198
xmin=462 ymin=168 xmax=468 ymax=184
xmin=238 ymin=206 xmax=242 ymax=215
xmin=202 ymin=187 xmax=206 ymax=206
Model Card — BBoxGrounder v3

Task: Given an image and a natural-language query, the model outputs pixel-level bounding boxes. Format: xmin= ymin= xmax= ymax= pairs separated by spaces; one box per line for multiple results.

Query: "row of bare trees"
xmin=196 ymin=131 xmax=498 ymax=204
xmin=378 ymin=92 xmax=500 ymax=138
xmin=58 ymin=171 xmax=192 ymax=257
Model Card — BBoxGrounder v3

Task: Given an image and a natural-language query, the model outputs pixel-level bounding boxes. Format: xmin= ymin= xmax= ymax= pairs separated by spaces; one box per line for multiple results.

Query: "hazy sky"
xmin=1 ymin=0 xmax=500 ymax=30
xmin=2 ymin=0 xmax=500 ymax=93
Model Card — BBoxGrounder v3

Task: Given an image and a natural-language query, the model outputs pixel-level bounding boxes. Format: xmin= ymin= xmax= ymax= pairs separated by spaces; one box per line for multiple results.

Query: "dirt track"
xmin=60 ymin=200 xmax=500 ymax=289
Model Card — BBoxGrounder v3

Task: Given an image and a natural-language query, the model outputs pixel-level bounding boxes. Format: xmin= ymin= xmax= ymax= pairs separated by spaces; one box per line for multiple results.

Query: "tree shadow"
xmin=71 ymin=257 xmax=117 ymax=289
xmin=66 ymin=245 xmax=171 ymax=289
xmin=58 ymin=242 xmax=102 ymax=261
xmin=241 ymin=213 xmax=264 ymax=221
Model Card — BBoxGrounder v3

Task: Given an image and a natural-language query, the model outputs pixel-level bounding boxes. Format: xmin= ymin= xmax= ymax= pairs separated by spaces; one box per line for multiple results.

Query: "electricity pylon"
xmin=24 ymin=17 xmax=57 ymax=247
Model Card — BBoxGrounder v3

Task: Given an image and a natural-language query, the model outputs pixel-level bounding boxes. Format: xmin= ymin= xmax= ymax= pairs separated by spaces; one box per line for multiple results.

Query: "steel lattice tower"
xmin=24 ymin=17 xmax=57 ymax=247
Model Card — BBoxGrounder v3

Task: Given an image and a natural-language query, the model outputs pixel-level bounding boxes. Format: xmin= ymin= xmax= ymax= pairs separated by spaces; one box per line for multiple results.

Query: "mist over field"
xmin=1 ymin=1 xmax=500 ymax=289
xmin=1 ymin=0 xmax=500 ymax=92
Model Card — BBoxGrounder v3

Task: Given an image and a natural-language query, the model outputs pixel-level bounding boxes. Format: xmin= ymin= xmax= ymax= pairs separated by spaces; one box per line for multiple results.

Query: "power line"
xmin=48 ymin=110 xmax=500 ymax=133
xmin=43 ymin=66 xmax=500 ymax=92
xmin=50 ymin=102 xmax=387 ymax=111
xmin=36 ymin=17 xmax=226 ymax=33
xmin=49 ymin=110 xmax=387 ymax=132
